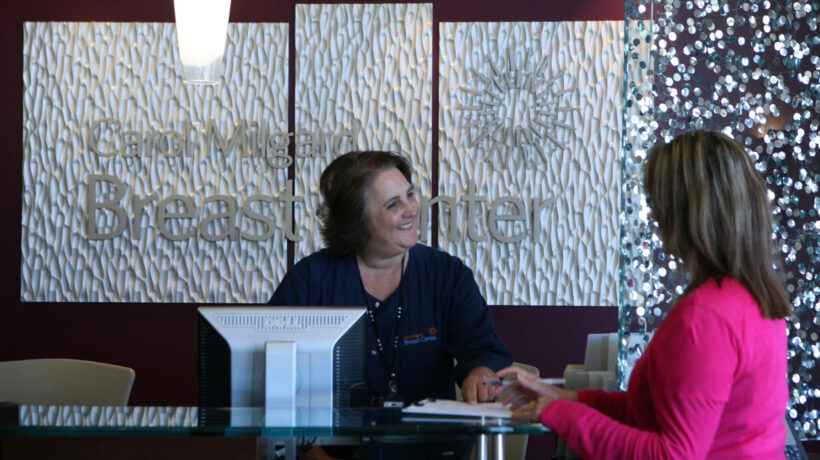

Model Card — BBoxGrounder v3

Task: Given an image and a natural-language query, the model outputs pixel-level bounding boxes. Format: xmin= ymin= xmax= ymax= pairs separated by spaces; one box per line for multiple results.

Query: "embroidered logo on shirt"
xmin=404 ymin=327 xmax=438 ymax=345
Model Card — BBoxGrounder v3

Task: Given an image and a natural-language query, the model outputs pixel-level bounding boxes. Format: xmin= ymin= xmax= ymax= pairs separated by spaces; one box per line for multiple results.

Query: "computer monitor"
xmin=198 ymin=306 xmax=367 ymax=426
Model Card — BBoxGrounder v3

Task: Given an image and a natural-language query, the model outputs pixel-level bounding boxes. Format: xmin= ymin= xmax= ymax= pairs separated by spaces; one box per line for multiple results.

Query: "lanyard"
xmin=358 ymin=254 xmax=405 ymax=401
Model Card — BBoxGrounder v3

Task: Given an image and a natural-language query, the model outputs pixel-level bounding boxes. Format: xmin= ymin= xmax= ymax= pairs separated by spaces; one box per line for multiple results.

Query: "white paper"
xmin=401 ymin=399 xmax=512 ymax=418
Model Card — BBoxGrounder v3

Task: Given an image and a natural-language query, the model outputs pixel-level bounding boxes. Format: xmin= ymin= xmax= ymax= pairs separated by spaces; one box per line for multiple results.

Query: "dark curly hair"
xmin=318 ymin=151 xmax=413 ymax=257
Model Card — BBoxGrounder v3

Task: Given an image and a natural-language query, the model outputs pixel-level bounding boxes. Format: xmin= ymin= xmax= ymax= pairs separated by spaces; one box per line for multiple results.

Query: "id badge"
xmin=382 ymin=379 xmax=403 ymax=407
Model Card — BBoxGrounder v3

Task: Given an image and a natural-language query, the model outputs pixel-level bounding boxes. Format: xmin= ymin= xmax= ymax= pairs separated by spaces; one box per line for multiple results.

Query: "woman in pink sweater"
xmin=497 ymin=130 xmax=792 ymax=459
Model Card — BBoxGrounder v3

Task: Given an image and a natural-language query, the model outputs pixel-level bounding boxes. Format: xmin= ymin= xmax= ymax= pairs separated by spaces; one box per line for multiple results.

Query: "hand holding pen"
xmin=490 ymin=366 xmax=579 ymax=420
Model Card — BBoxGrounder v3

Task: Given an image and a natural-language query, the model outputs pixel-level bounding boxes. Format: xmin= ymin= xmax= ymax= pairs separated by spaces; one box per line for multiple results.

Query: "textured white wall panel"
xmin=439 ymin=22 xmax=622 ymax=306
xmin=294 ymin=3 xmax=433 ymax=259
xmin=21 ymin=22 xmax=289 ymax=302
xmin=22 ymin=16 xmax=619 ymax=307
xmin=20 ymin=405 xmax=197 ymax=427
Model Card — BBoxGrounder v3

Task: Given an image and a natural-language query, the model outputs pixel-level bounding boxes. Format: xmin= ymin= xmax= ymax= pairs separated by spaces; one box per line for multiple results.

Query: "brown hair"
xmin=643 ymin=130 xmax=791 ymax=319
xmin=318 ymin=151 xmax=413 ymax=257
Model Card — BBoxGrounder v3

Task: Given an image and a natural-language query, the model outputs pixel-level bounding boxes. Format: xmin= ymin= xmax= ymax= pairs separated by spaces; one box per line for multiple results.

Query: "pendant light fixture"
xmin=173 ymin=0 xmax=232 ymax=85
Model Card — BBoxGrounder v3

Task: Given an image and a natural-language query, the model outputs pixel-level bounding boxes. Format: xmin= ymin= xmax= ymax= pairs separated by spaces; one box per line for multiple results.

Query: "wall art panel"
xmin=22 ymin=22 xmax=289 ymax=302
xmin=438 ymin=21 xmax=623 ymax=305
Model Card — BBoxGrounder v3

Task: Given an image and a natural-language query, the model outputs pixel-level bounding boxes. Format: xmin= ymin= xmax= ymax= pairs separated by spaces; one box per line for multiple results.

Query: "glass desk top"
xmin=0 ymin=404 xmax=550 ymax=438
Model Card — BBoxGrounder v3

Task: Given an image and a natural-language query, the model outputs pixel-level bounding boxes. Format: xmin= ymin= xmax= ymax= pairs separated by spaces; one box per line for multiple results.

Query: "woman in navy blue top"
xmin=269 ymin=243 xmax=512 ymax=404
xmin=268 ymin=151 xmax=512 ymax=459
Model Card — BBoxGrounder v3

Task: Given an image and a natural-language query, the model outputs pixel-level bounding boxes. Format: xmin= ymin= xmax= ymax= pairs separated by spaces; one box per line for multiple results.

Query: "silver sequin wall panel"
xmin=621 ymin=0 xmax=820 ymax=438
xmin=293 ymin=3 xmax=433 ymax=260
xmin=439 ymin=22 xmax=623 ymax=306
xmin=21 ymin=23 xmax=290 ymax=302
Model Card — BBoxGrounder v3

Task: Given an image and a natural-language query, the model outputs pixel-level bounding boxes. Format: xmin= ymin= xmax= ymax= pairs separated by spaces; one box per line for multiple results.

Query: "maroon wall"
xmin=0 ymin=0 xmax=621 ymax=410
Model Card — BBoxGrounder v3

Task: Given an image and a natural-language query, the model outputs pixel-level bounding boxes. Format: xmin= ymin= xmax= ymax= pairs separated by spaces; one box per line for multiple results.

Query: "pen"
xmin=484 ymin=377 xmax=565 ymax=386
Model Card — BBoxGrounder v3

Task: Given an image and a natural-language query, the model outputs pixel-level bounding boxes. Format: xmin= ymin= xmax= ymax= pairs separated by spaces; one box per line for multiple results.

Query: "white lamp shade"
xmin=173 ymin=0 xmax=232 ymax=85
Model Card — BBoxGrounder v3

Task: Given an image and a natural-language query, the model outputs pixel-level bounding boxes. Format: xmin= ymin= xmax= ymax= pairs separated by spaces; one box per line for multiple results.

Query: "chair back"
xmin=0 ymin=359 xmax=135 ymax=405
xmin=785 ymin=416 xmax=809 ymax=460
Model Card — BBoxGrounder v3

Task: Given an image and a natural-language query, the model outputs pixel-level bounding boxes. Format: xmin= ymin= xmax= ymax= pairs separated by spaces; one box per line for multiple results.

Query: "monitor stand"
xmin=265 ymin=341 xmax=296 ymax=426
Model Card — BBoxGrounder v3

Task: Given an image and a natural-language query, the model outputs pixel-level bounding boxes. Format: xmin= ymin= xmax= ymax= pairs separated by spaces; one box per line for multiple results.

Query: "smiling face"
xmin=361 ymin=167 xmax=419 ymax=259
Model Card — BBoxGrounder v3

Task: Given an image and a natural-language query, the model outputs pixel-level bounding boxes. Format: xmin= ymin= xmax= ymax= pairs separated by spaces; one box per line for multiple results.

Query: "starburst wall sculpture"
xmin=456 ymin=55 xmax=580 ymax=164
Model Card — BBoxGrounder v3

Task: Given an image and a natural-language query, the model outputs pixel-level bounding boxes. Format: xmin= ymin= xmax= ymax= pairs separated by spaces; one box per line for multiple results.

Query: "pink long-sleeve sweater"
xmin=541 ymin=277 xmax=787 ymax=459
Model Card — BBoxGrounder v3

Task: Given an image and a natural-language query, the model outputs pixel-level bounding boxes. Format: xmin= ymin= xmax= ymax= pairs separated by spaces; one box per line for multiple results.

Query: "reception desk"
xmin=0 ymin=404 xmax=551 ymax=460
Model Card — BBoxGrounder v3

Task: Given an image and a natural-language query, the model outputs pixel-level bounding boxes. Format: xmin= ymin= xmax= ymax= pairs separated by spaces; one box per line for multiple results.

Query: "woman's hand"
xmin=508 ymin=396 xmax=555 ymax=421
xmin=461 ymin=366 xmax=499 ymax=404
xmin=493 ymin=366 xmax=578 ymax=421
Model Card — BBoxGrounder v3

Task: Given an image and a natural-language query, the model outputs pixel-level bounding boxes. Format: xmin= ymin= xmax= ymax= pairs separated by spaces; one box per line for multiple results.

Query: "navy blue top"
xmin=268 ymin=243 xmax=513 ymax=403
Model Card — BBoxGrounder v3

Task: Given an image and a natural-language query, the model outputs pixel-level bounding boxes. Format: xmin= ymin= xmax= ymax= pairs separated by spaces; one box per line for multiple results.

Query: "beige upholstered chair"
xmin=563 ymin=332 xmax=619 ymax=393
xmin=0 ymin=359 xmax=135 ymax=405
